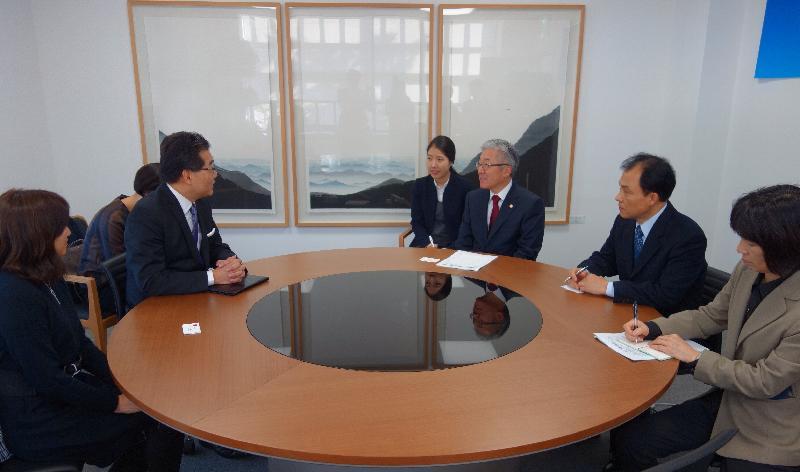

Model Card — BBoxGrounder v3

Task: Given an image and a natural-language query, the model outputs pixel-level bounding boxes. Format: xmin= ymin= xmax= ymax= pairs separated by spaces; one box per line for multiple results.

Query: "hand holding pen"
xmin=563 ymin=266 xmax=589 ymax=286
xmin=428 ymin=235 xmax=437 ymax=248
xmin=623 ymin=301 xmax=649 ymax=343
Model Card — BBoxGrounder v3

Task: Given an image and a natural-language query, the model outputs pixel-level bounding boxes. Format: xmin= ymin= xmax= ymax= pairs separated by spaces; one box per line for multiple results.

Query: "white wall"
xmin=3 ymin=0 xmax=799 ymax=269
xmin=0 ymin=0 xmax=54 ymax=191
xmin=703 ymin=0 xmax=800 ymax=270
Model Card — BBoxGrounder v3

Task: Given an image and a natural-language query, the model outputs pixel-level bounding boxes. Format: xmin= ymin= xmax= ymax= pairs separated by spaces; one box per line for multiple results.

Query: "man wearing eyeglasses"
xmin=125 ymin=131 xmax=246 ymax=309
xmin=454 ymin=138 xmax=545 ymax=261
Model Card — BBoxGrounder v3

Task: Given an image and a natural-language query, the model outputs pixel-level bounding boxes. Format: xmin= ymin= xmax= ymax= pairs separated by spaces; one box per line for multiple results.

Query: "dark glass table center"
xmin=247 ymin=270 xmax=542 ymax=371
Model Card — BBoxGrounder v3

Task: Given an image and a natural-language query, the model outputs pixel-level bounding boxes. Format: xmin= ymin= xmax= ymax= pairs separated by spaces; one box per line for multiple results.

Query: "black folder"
xmin=208 ymin=274 xmax=269 ymax=296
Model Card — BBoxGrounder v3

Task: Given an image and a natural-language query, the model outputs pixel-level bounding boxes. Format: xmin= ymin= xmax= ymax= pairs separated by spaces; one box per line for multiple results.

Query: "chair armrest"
xmin=64 ymin=274 xmax=96 ymax=287
xmin=398 ymin=225 xmax=413 ymax=247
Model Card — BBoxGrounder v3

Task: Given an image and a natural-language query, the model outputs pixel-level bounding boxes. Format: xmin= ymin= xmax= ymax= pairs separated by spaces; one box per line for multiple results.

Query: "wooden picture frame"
xmin=438 ymin=4 xmax=585 ymax=224
xmin=286 ymin=3 xmax=434 ymax=226
xmin=129 ymin=0 xmax=289 ymax=227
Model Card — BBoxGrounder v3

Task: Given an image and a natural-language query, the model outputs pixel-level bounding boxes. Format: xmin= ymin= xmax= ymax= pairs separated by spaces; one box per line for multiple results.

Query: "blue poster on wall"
xmin=755 ymin=0 xmax=800 ymax=78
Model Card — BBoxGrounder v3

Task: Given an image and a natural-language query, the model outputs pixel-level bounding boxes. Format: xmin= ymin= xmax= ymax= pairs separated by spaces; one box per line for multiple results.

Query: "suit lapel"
xmin=631 ymin=203 xmax=674 ymax=277
xmin=736 ymin=270 xmax=800 ymax=349
xmin=619 ymin=219 xmax=635 ymax=275
xmin=474 ymin=189 xmax=490 ymax=244
xmin=162 ymin=185 xmax=204 ymax=267
xmin=488 ymin=184 xmax=515 ymax=240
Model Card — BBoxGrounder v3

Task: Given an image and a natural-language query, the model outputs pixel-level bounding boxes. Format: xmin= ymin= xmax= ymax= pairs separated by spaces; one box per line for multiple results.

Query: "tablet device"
xmin=208 ymin=274 xmax=269 ymax=296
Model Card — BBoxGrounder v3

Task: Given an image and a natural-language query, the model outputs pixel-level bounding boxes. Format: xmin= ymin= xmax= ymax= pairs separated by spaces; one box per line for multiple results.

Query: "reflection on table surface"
xmin=247 ymin=270 xmax=542 ymax=371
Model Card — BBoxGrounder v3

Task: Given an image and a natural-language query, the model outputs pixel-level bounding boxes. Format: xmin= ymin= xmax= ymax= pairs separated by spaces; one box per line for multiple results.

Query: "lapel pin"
xmin=509 ymin=204 xmax=514 ymax=209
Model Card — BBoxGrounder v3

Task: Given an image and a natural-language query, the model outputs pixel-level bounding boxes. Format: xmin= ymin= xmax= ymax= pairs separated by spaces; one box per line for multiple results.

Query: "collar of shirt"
xmin=637 ymin=202 xmax=668 ymax=241
xmin=491 ymin=180 xmax=513 ymax=204
xmin=167 ymin=183 xmax=194 ymax=216
xmin=433 ymin=176 xmax=450 ymax=202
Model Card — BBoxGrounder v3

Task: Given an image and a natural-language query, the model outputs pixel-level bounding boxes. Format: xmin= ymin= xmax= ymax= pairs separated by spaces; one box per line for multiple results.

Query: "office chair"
xmin=642 ymin=428 xmax=737 ymax=472
xmin=64 ymin=253 xmax=127 ymax=352
xmin=696 ymin=266 xmax=731 ymax=354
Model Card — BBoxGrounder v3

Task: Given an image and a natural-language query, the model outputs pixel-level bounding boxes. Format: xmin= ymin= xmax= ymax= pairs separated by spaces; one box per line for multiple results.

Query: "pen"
xmin=428 ymin=235 xmax=435 ymax=247
xmin=563 ymin=266 xmax=588 ymax=284
xmin=633 ymin=300 xmax=639 ymax=337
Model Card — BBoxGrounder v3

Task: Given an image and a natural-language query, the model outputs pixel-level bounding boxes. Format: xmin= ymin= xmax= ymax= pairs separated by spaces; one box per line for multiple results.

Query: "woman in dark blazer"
xmin=409 ymin=135 xmax=473 ymax=248
xmin=0 ymin=189 xmax=183 ymax=470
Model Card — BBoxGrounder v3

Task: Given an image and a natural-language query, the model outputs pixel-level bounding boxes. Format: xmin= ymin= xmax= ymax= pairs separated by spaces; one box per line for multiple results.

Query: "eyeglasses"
xmin=476 ymin=162 xmax=510 ymax=170
xmin=196 ymin=165 xmax=217 ymax=173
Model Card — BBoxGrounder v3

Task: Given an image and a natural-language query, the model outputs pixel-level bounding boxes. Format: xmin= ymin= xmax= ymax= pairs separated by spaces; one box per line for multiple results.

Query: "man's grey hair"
xmin=480 ymin=138 xmax=519 ymax=174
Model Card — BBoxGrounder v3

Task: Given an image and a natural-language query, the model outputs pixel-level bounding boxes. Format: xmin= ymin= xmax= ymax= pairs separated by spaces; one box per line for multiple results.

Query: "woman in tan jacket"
xmin=612 ymin=184 xmax=800 ymax=471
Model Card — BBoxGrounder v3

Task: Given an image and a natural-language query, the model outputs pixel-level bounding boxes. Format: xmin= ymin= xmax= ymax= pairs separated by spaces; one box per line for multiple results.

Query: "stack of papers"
xmin=593 ymin=332 xmax=708 ymax=361
xmin=436 ymin=250 xmax=497 ymax=271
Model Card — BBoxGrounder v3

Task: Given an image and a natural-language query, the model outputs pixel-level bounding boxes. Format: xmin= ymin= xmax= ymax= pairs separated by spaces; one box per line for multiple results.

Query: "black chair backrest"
xmin=100 ymin=252 xmax=127 ymax=317
xmin=643 ymin=428 xmax=737 ymax=472
xmin=700 ymin=266 xmax=731 ymax=306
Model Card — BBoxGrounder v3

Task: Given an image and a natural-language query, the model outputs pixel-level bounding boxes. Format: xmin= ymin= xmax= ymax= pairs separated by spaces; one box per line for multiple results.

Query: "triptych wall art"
xmin=129 ymin=1 xmax=584 ymax=226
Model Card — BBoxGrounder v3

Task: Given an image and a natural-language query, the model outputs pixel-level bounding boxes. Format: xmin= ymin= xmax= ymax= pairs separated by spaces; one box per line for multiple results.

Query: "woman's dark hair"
xmin=159 ymin=131 xmax=210 ymax=183
xmin=133 ymin=163 xmax=161 ymax=196
xmin=620 ymin=153 xmax=676 ymax=201
xmin=0 ymin=189 xmax=70 ymax=283
xmin=730 ymin=184 xmax=800 ymax=277
xmin=427 ymin=135 xmax=456 ymax=164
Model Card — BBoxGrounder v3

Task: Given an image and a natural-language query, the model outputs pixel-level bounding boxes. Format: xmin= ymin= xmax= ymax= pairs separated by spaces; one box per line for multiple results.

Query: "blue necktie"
xmin=634 ymin=225 xmax=644 ymax=262
xmin=189 ymin=204 xmax=200 ymax=250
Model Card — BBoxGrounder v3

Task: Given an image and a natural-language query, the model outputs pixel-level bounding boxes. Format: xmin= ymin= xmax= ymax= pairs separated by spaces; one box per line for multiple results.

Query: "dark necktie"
xmin=634 ymin=225 xmax=644 ymax=262
xmin=189 ymin=204 xmax=200 ymax=250
xmin=489 ymin=194 xmax=501 ymax=230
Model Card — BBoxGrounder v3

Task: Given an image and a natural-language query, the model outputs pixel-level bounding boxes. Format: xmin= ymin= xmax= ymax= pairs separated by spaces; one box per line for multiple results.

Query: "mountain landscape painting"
xmin=308 ymin=157 xmax=415 ymax=210
xmin=459 ymin=107 xmax=560 ymax=208
xmin=209 ymin=159 xmax=272 ymax=210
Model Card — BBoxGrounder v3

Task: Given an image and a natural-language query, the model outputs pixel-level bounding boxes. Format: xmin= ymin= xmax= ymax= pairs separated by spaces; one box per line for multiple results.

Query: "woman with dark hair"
xmin=78 ymin=163 xmax=161 ymax=276
xmin=424 ymin=272 xmax=453 ymax=301
xmin=610 ymin=184 xmax=800 ymax=471
xmin=409 ymin=135 xmax=473 ymax=248
xmin=0 ymin=189 xmax=182 ymax=470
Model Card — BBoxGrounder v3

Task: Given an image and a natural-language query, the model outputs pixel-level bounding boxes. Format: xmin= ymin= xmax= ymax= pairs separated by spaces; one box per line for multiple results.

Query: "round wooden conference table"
xmin=108 ymin=247 xmax=678 ymax=467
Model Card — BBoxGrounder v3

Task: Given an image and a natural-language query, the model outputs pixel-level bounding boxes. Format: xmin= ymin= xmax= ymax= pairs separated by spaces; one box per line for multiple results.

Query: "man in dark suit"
xmin=566 ymin=153 xmax=707 ymax=316
xmin=453 ymin=138 xmax=545 ymax=260
xmin=125 ymin=131 xmax=246 ymax=309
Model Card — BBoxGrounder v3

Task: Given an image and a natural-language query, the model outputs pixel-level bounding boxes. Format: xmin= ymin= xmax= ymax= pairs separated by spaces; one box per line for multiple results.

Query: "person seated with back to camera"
xmin=453 ymin=138 xmax=545 ymax=260
xmin=410 ymin=135 xmax=473 ymax=248
xmin=77 ymin=163 xmax=160 ymax=312
xmin=0 ymin=189 xmax=183 ymax=470
xmin=607 ymin=184 xmax=800 ymax=472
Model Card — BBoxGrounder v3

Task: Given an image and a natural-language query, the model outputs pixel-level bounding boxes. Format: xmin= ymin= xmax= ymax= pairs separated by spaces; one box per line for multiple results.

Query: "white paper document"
xmin=561 ymin=284 xmax=582 ymax=294
xmin=436 ymin=250 xmax=497 ymax=271
xmin=593 ymin=332 xmax=709 ymax=361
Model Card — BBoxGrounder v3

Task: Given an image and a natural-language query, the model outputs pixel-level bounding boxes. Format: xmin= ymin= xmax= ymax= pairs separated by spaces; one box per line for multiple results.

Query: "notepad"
xmin=436 ymin=250 xmax=497 ymax=271
xmin=593 ymin=332 xmax=708 ymax=361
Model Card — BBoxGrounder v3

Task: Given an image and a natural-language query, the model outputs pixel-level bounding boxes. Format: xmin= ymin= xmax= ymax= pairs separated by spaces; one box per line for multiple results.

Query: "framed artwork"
xmin=287 ymin=3 xmax=434 ymax=226
xmin=438 ymin=4 xmax=585 ymax=224
xmin=129 ymin=1 xmax=289 ymax=227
